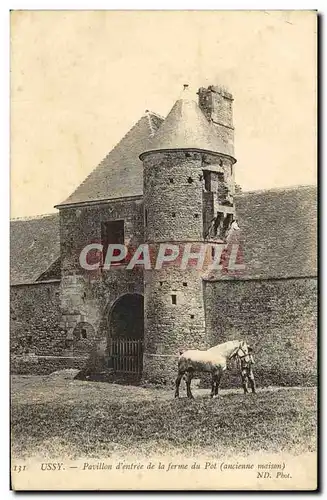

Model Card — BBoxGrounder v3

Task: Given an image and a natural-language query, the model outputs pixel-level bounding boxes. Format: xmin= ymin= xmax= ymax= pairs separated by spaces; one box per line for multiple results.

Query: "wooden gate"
xmin=108 ymin=338 xmax=143 ymax=376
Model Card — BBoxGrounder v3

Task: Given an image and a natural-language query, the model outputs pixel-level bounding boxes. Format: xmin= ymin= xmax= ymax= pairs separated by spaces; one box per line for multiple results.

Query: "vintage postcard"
xmin=10 ymin=10 xmax=317 ymax=491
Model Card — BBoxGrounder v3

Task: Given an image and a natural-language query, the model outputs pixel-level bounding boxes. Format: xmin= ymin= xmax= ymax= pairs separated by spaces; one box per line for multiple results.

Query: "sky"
xmin=10 ymin=10 xmax=317 ymax=218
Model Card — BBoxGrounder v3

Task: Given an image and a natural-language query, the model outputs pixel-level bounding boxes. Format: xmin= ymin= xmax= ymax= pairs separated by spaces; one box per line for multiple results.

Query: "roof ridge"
xmin=236 ymin=184 xmax=317 ymax=196
xmin=10 ymin=212 xmax=58 ymax=222
xmin=145 ymin=110 xmax=165 ymax=120
xmin=145 ymin=111 xmax=156 ymax=137
xmin=145 ymin=110 xmax=165 ymax=137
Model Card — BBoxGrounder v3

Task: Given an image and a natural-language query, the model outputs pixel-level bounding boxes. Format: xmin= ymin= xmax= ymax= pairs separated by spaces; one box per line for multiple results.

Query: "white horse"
xmin=175 ymin=340 xmax=249 ymax=399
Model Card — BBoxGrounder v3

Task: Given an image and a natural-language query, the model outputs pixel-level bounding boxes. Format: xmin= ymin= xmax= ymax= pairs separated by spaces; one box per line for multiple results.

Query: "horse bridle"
xmin=237 ymin=346 xmax=248 ymax=359
xmin=229 ymin=344 xmax=248 ymax=360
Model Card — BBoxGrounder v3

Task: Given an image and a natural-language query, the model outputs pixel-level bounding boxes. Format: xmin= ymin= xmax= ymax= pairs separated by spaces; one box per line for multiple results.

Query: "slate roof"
xmin=10 ymin=214 xmax=60 ymax=285
xmin=231 ymin=185 xmax=317 ymax=280
xmin=140 ymin=98 xmax=234 ymax=160
xmin=57 ymin=111 xmax=163 ymax=207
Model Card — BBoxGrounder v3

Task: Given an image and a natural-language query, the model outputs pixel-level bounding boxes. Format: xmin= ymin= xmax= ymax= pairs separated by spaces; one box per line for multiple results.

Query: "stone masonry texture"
xmin=204 ymin=277 xmax=317 ymax=387
xmin=10 ymin=281 xmax=63 ymax=357
xmin=142 ymin=150 xmax=227 ymax=383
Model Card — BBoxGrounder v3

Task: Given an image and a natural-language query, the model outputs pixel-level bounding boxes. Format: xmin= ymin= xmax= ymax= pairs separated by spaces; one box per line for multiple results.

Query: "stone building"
xmin=10 ymin=84 xmax=317 ymax=386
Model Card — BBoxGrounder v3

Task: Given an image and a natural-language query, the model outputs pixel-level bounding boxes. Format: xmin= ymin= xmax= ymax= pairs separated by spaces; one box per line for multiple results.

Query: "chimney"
xmin=198 ymin=85 xmax=234 ymax=154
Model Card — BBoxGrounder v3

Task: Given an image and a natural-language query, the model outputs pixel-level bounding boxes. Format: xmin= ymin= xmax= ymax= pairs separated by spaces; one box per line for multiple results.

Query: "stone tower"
xmin=139 ymin=85 xmax=237 ymax=383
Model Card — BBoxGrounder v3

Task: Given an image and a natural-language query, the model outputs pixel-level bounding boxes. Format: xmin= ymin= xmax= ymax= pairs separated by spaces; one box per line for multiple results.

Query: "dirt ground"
xmin=11 ymin=374 xmax=317 ymax=460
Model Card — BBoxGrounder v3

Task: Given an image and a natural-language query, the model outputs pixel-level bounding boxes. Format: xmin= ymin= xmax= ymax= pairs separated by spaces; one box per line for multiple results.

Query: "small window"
xmin=190 ymin=314 xmax=195 ymax=319
xmin=101 ymin=220 xmax=125 ymax=263
xmin=73 ymin=329 xmax=80 ymax=340
xmin=203 ymin=171 xmax=210 ymax=191
xmin=171 ymin=294 xmax=177 ymax=305
xmin=65 ymin=338 xmax=73 ymax=349
xmin=81 ymin=328 xmax=87 ymax=339
xmin=145 ymin=209 xmax=148 ymax=226
xmin=214 ymin=212 xmax=223 ymax=235
xmin=172 ymin=213 xmax=176 ymax=218
xmin=187 ymin=177 xmax=194 ymax=184
xmin=219 ymin=159 xmax=223 ymax=167
xmin=223 ymin=213 xmax=233 ymax=233
xmin=183 ymin=282 xmax=188 ymax=287
xmin=194 ymin=214 xmax=199 ymax=219
xmin=169 ymin=178 xmax=174 ymax=184
xmin=160 ymin=281 xmax=163 ymax=286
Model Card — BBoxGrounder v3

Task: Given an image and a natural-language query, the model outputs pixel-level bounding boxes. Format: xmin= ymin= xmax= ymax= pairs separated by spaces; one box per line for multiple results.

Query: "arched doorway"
xmin=108 ymin=294 xmax=144 ymax=377
xmin=109 ymin=293 xmax=144 ymax=340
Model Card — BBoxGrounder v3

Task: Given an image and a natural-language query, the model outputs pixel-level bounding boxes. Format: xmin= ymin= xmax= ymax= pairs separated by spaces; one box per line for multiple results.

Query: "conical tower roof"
xmin=140 ymin=92 xmax=235 ymax=160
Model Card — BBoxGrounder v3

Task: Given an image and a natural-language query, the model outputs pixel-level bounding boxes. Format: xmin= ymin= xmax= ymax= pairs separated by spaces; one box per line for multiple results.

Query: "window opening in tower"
xmin=203 ymin=171 xmax=210 ymax=192
xmin=205 ymin=212 xmax=223 ymax=239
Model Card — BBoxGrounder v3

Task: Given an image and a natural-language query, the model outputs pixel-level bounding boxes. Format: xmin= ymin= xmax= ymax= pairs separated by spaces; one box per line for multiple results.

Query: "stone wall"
xmin=143 ymin=151 xmax=204 ymax=242
xmin=204 ymin=277 xmax=317 ymax=387
xmin=10 ymin=275 xmax=317 ymax=385
xmin=143 ymin=277 xmax=317 ymax=387
xmin=60 ymin=197 xmax=144 ymax=276
xmin=10 ymin=195 xmax=146 ymax=374
xmin=59 ymin=197 xmax=145 ymax=340
xmin=11 ymin=355 xmax=88 ymax=375
xmin=143 ymin=150 xmax=208 ymax=383
xmin=143 ymin=266 xmax=207 ymax=383
xmin=143 ymin=150 xmax=234 ymax=244
xmin=10 ymin=280 xmax=102 ymax=374
xmin=10 ymin=281 xmax=64 ymax=357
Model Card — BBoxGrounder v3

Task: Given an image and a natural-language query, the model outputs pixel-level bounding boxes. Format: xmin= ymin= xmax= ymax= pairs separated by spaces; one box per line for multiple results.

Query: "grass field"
xmin=11 ymin=374 xmax=317 ymax=460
